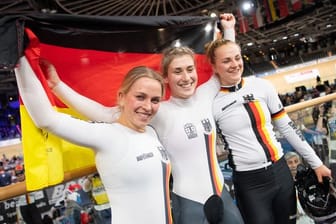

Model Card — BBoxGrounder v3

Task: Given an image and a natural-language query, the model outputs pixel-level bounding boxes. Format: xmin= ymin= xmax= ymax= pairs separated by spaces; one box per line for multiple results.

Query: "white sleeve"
xmin=263 ymin=78 xmax=284 ymax=114
xmin=14 ymin=56 xmax=103 ymax=150
xmin=53 ymin=81 xmax=118 ymax=123
xmin=195 ymin=75 xmax=220 ymax=98
xmin=273 ymin=114 xmax=322 ymax=169
xmin=223 ymin=28 xmax=235 ymax=42
xmin=263 ymin=79 xmax=322 ymax=169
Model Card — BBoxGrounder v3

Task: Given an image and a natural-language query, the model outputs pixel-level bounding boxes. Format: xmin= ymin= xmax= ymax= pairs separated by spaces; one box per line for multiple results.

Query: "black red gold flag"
xmin=0 ymin=14 xmax=216 ymax=190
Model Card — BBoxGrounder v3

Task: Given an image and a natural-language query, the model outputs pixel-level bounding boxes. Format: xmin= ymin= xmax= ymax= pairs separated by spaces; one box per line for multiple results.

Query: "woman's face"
xmin=286 ymin=156 xmax=301 ymax=179
xmin=118 ymin=77 xmax=162 ymax=132
xmin=212 ymin=43 xmax=243 ymax=86
xmin=166 ymin=55 xmax=197 ymax=99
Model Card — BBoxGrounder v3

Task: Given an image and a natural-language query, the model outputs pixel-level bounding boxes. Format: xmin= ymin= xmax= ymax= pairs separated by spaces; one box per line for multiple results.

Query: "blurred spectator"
xmin=315 ymin=76 xmax=326 ymax=93
xmin=42 ymin=214 xmax=53 ymax=224
xmin=327 ymin=101 xmax=336 ymax=162
xmin=0 ymin=162 xmax=12 ymax=186
xmin=312 ymin=104 xmax=330 ymax=165
xmin=0 ymin=154 xmax=25 ymax=186
xmin=83 ymin=174 xmax=111 ymax=224
xmin=64 ymin=184 xmax=83 ymax=224
xmin=14 ymin=163 xmax=25 ymax=182
xmin=51 ymin=205 xmax=68 ymax=224
xmin=285 ymin=151 xmax=314 ymax=224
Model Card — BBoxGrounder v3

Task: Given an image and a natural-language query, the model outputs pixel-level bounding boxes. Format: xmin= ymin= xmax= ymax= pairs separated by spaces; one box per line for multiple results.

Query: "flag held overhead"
xmin=1 ymin=14 xmax=216 ymax=190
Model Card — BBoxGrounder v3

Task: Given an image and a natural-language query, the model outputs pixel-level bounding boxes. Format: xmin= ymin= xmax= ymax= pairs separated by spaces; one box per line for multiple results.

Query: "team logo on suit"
xmin=184 ymin=123 xmax=197 ymax=139
xmin=201 ymin=118 xmax=212 ymax=134
xmin=243 ymin=94 xmax=255 ymax=103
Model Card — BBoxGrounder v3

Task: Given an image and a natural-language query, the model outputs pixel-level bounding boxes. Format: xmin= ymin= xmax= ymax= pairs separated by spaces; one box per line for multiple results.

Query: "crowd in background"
xmin=0 ymin=154 xmax=24 ymax=187
xmin=279 ymin=78 xmax=336 ymax=161
xmin=0 ymin=96 xmax=21 ymax=140
xmin=12 ymin=174 xmax=110 ymax=224
xmin=279 ymin=76 xmax=335 ymax=106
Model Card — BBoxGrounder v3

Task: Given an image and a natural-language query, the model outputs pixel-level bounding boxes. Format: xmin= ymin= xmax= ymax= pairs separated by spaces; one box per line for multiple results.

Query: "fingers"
xmin=317 ymin=173 xmax=323 ymax=183
xmin=39 ymin=59 xmax=57 ymax=74
xmin=38 ymin=59 xmax=61 ymax=89
xmin=315 ymin=165 xmax=332 ymax=183
xmin=219 ymin=13 xmax=235 ymax=21
xmin=39 ymin=59 xmax=53 ymax=73
xmin=219 ymin=13 xmax=236 ymax=30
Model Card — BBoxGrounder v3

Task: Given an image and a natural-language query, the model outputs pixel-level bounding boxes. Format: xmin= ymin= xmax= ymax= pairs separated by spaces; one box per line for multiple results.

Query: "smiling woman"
xmin=107 ymin=66 xmax=164 ymax=133
xmin=207 ymin=38 xmax=332 ymax=224
xmin=15 ymin=55 xmax=172 ymax=224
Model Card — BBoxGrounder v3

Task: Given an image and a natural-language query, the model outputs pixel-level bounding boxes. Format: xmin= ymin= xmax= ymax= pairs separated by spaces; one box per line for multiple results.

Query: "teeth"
xmin=138 ymin=112 xmax=150 ymax=119
xmin=180 ymin=83 xmax=192 ymax=88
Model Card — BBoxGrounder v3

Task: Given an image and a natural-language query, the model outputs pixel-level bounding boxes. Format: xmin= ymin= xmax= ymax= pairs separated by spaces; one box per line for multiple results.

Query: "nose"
xmin=231 ymin=60 xmax=238 ymax=67
xmin=142 ymin=99 xmax=152 ymax=111
xmin=181 ymin=70 xmax=191 ymax=80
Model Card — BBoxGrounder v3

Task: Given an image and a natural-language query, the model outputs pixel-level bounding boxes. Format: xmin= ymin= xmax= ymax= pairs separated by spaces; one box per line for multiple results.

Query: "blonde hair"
xmin=117 ymin=66 xmax=165 ymax=105
xmin=205 ymin=39 xmax=241 ymax=64
xmin=161 ymin=46 xmax=195 ymax=78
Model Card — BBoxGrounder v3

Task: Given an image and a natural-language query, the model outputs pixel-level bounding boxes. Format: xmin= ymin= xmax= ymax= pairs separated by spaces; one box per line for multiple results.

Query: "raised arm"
xmin=220 ymin=13 xmax=236 ymax=42
xmin=15 ymin=56 xmax=103 ymax=149
xmin=42 ymin=59 xmax=117 ymax=123
xmin=15 ymin=57 xmax=61 ymax=129
xmin=195 ymin=13 xmax=236 ymax=96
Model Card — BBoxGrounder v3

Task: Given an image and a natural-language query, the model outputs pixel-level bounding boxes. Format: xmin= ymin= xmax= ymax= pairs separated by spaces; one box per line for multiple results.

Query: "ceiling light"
xmin=241 ymin=1 xmax=254 ymax=11
xmin=174 ymin=40 xmax=181 ymax=47
xmin=210 ymin=12 xmax=217 ymax=17
xmin=204 ymin=23 xmax=213 ymax=32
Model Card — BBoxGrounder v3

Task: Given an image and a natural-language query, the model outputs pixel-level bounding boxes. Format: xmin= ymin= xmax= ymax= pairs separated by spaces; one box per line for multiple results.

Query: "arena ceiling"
xmin=1 ymin=0 xmax=336 ymax=93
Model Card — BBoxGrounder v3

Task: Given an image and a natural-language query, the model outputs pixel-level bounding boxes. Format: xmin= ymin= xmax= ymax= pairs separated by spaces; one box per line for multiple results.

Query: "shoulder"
xmin=145 ymin=125 xmax=160 ymax=139
xmin=246 ymin=76 xmax=269 ymax=85
xmin=247 ymin=77 xmax=275 ymax=91
xmin=255 ymin=77 xmax=273 ymax=87
xmin=155 ymin=100 xmax=176 ymax=118
xmin=146 ymin=125 xmax=156 ymax=133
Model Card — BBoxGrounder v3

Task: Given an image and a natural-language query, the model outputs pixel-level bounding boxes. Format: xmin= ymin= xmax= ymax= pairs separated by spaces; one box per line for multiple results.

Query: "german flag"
xmin=1 ymin=14 xmax=216 ymax=190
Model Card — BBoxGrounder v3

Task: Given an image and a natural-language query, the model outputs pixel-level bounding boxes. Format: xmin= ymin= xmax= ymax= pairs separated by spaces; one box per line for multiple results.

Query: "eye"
xmin=151 ymin=97 xmax=161 ymax=104
xmin=173 ymin=68 xmax=182 ymax=74
xmin=136 ymin=95 xmax=145 ymax=100
xmin=186 ymin=66 xmax=194 ymax=73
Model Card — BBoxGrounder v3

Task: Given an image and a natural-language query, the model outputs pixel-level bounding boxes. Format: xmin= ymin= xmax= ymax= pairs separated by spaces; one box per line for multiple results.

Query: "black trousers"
xmin=171 ymin=186 xmax=244 ymax=224
xmin=233 ymin=157 xmax=296 ymax=224
xmin=20 ymin=203 xmax=43 ymax=224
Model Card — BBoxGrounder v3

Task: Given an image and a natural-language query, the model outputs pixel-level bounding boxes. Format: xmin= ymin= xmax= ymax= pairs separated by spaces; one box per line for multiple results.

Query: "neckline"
xmin=220 ymin=78 xmax=244 ymax=93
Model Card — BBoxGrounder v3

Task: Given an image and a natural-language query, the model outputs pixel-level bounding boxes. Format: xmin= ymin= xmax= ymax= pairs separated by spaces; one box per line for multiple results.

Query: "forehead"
xmin=287 ymin=156 xmax=299 ymax=162
xmin=215 ymin=43 xmax=240 ymax=57
xmin=130 ymin=77 xmax=162 ymax=93
xmin=169 ymin=54 xmax=194 ymax=68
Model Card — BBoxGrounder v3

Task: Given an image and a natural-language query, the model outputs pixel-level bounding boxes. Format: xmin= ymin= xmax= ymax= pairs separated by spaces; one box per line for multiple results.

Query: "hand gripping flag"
xmin=1 ymin=14 xmax=216 ymax=191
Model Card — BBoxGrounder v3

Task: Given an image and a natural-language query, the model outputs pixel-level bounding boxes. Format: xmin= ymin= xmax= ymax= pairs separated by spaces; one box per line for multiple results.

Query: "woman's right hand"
xmin=39 ymin=59 xmax=61 ymax=89
xmin=219 ymin=13 xmax=236 ymax=29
